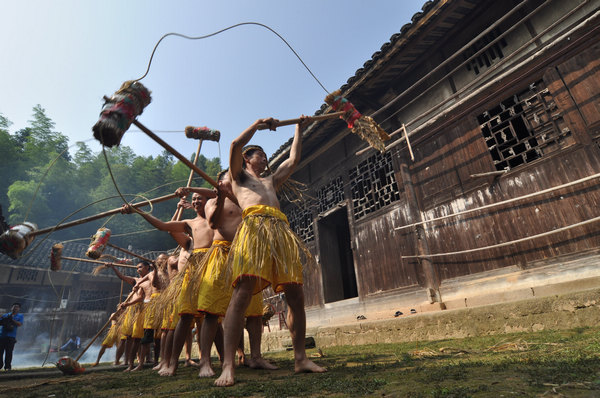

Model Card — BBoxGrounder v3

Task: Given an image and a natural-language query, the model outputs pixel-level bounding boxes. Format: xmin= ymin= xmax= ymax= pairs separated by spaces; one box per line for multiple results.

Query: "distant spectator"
xmin=0 ymin=303 xmax=24 ymax=371
xmin=60 ymin=334 xmax=81 ymax=352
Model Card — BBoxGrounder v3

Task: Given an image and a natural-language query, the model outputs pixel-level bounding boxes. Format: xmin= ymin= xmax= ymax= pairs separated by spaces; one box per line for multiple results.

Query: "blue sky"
xmin=0 ymin=0 xmax=424 ymax=168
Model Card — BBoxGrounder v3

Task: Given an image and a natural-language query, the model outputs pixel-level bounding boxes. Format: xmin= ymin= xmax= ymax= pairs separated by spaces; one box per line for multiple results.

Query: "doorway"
xmin=317 ymin=205 xmax=358 ymax=303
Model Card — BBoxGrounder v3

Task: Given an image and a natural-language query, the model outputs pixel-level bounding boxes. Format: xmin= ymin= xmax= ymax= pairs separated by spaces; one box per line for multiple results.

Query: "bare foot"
xmin=197 ymin=360 xmax=215 ymax=378
xmin=184 ymin=359 xmax=199 ymax=367
xmin=294 ymin=358 xmax=327 ymax=374
xmin=91 ymin=362 xmax=99 ymax=368
xmin=158 ymin=366 xmax=175 ymax=376
xmin=123 ymin=366 xmax=133 ymax=373
xmin=214 ymin=365 xmax=235 ymax=387
xmin=248 ymin=357 xmax=278 ymax=370
xmin=152 ymin=362 xmax=163 ymax=371
xmin=113 ymin=360 xmax=121 ymax=366
xmin=131 ymin=364 xmax=143 ymax=372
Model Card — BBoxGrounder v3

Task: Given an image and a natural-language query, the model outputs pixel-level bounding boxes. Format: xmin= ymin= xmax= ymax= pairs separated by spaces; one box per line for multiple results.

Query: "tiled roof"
xmin=0 ymin=237 xmax=156 ymax=276
xmin=269 ymin=0 xmax=437 ymax=162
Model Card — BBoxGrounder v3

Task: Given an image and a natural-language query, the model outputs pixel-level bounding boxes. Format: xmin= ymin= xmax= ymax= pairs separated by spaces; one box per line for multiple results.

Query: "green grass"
xmin=4 ymin=327 xmax=600 ymax=397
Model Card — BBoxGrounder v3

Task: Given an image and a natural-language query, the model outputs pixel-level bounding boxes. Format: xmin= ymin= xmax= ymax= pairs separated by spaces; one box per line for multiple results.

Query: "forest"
xmin=0 ymin=105 xmax=222 ymax=252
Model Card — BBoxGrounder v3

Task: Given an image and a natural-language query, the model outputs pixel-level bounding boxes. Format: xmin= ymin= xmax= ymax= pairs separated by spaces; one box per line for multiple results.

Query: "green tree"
xmin=0 ymin=114 xmax=25 ymax=206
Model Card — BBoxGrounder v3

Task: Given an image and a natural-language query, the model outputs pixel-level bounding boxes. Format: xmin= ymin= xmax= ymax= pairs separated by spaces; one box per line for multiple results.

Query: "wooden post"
xmin=398 ymin=157 xmax=442 ymax=305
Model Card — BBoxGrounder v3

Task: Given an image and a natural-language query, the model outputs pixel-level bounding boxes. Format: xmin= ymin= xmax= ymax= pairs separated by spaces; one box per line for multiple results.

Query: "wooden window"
xmin=463 ymin=28 xmax=507 ymax=76
xmin=478 ymin=80 xmax=574 ymax=171
xmin=316 ymin=176 xmax=344 ymax=214
xmin=286 ymin=205 xmax=314 ymax=243
xmin=349 ymin=151 xmax=401 ymax=220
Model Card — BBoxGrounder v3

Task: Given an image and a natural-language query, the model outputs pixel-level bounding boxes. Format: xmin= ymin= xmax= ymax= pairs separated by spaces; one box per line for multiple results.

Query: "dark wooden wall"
xmin=285 ymin=12 xmax=600 ymax=309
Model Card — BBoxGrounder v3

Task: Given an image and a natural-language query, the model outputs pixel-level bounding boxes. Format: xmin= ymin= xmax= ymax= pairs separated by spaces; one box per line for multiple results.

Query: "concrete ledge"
xmin=262 ymin=287 xmax=600 ymax=351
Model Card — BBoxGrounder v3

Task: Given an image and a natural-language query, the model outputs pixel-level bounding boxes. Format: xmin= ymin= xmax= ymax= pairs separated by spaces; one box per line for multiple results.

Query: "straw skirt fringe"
xmin=228 ymin=205 xmax=313 ymax=295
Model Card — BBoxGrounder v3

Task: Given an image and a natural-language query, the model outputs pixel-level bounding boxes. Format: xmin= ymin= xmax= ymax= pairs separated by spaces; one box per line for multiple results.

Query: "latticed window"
xmin=286 ymin=205 xmax=314 ymax=243
xmin=349 ymin=151 xmax=401 ymax=220
xmin=316 ymin=176 xmax=344 ymax=214
xmin=478 ymin=80 xmax=574 ymax=171
xmin=76 ymin=290 xmax=109 ymax=311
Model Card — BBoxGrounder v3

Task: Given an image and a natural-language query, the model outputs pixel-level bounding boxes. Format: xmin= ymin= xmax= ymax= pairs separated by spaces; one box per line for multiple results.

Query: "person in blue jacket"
xmin=0 ymin=303 xmax=24 ymax=371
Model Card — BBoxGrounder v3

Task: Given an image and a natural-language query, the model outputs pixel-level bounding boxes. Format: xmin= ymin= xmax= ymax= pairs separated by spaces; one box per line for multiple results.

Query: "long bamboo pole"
xmin=60 ymin=255 xmax=137 ymax=269
xmin=256 ymin=111 xmax=345 ymax=130
xmin=106 ymin=242 xmax=153 ymax=263
xmin=74 ymin=288 xmax=136 ymax=363
xmin=31 ymin=193 xmax=179 ymax=237
xmin=132 ymin=119 xmax=219 ymax=188
xmin=174 ymin=138 xmax=204 ymax=221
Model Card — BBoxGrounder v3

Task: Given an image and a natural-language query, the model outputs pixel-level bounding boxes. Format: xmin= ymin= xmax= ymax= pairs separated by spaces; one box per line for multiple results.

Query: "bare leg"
xmin=236 ymin=328 xmax=245 ymax=366
xmin=195 ymin=317 xmax=203 ymax=360
xmin=115 ymin=339 xmax=125 ymax=365
xmin=128 ymin=338 xmax=141 ymax=371
xmin=215 ymin=323 xmax=225 ymax=363
xmin=246 ymin=316 xmax=278 ymax=370
xmin=153 ymin=337 xmax=160 ymax=365
xmin=197 ymin=313 xmax=219 ymax=377
xmin=123 ymin=337 xmax=134 ymax=372
xmin=184 ymin=326 xmax=198 ymax=367
xmin=163 ymin=314 xmax=194 ymax=376
xmin=92 ymin=345 xmax=107 ymax=367
xmin=133 ymin=342 xmax=149 ymax=371
xmin=153 ymin=330 xmax=167 ymax=371
xmin=283 ymin=284 xmax=326 ymax=374
xmin=214 ymin=278 xmax=255 ymax=387
xmin=158 ymin=330 xmax=175 ymax=376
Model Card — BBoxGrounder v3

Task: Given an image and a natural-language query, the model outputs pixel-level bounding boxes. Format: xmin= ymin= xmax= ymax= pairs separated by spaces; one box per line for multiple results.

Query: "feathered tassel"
xmin=185 ymin=126 xmax=221 ymax=142
xmin=92 ymin=81 xmax=152 ymax=147
xmin=325 ymin=90 xmax=390 ymax=153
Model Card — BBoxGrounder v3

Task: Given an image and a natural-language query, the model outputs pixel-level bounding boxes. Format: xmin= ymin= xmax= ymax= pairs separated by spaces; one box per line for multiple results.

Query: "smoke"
xmin=10 ymin=340 xmax=115 ymax=369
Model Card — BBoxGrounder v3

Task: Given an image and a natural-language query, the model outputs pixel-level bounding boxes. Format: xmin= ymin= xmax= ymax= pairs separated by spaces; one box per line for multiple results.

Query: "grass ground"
xmin=3 ymin=326 xmax=600 ymax=397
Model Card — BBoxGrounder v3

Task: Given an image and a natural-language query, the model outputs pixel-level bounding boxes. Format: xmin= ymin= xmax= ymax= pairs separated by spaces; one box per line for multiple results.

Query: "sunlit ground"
xmin=3 ymin=327 xmax=600 ymax=397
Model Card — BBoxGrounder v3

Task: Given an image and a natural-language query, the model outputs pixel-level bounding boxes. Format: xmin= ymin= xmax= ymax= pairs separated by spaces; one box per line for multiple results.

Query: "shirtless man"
xmin=131 ymin=253 xmax=169 ymax=370
xmin=91 ymin=312 xmax=120 ymax=367
xmin=122 ymin=187 xmax=215 ymax=376
xmin=215 ymin=117 xmax=326 ymax=387
xmin=196 ymin=170 xmax=277 ymax=378
xmin=157 ymin=199 xmax=199 ymax=371
xmin=109 ymin=261 xmax=152 ymax=371
xmin=153 ymin=254 xmax=180 ymax=372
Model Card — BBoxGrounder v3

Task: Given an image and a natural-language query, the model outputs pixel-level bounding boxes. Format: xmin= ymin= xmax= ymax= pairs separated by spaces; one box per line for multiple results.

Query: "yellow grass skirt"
xmin=151 ymin=248 xmax=207 ymax=328
xmin=228 ymin=205 xmax=312 ymax=295
xmin=116 ymin=303 xmax=142 ymax=338
xmin=197 ymin=240 xmax=262 ymax=317
xmin=177 ymin=248 xmax=209 ymax=315
xmin=101 ymin=323 xmax=119 ymax=348
xmin=132 ymin=303 xmax=145 ymax=338
xmin=143 ymin=293 xmax=160 ymax=330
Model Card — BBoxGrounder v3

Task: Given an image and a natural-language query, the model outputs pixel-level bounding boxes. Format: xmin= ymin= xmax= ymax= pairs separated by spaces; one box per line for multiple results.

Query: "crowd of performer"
xmin=93 ymin=116 xmax=326 ymax=386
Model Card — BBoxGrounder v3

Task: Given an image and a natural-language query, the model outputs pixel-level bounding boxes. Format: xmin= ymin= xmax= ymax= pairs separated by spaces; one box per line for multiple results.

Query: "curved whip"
xmin=133 ymin=22 xmax=330 ymax=94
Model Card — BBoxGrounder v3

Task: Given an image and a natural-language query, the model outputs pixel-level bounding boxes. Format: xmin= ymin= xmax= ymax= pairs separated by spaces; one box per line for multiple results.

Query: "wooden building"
xmin=0 ymin=239 xmax=145 ymax=352
xmin=270 ymin=0 xmax=600 ymax=324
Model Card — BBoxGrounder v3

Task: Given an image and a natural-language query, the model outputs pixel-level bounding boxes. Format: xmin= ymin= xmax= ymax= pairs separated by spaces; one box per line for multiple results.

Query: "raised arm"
xmin=107 ymin=263 xmax=137 ymax=286
xmin=207 ymin=174 xmax=239 ymax=228
xmin=175 ymin=187 xmax=217 ymax=200
xmin=273 ymin=117 xmax=307 ymax=189
xmin=168 ymin=198 xmax=194 ymax=247
xmin=230 ymin=118 xmax=277 ymax=180
xmin=121 ymin=203 xmax=188 ymax=234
